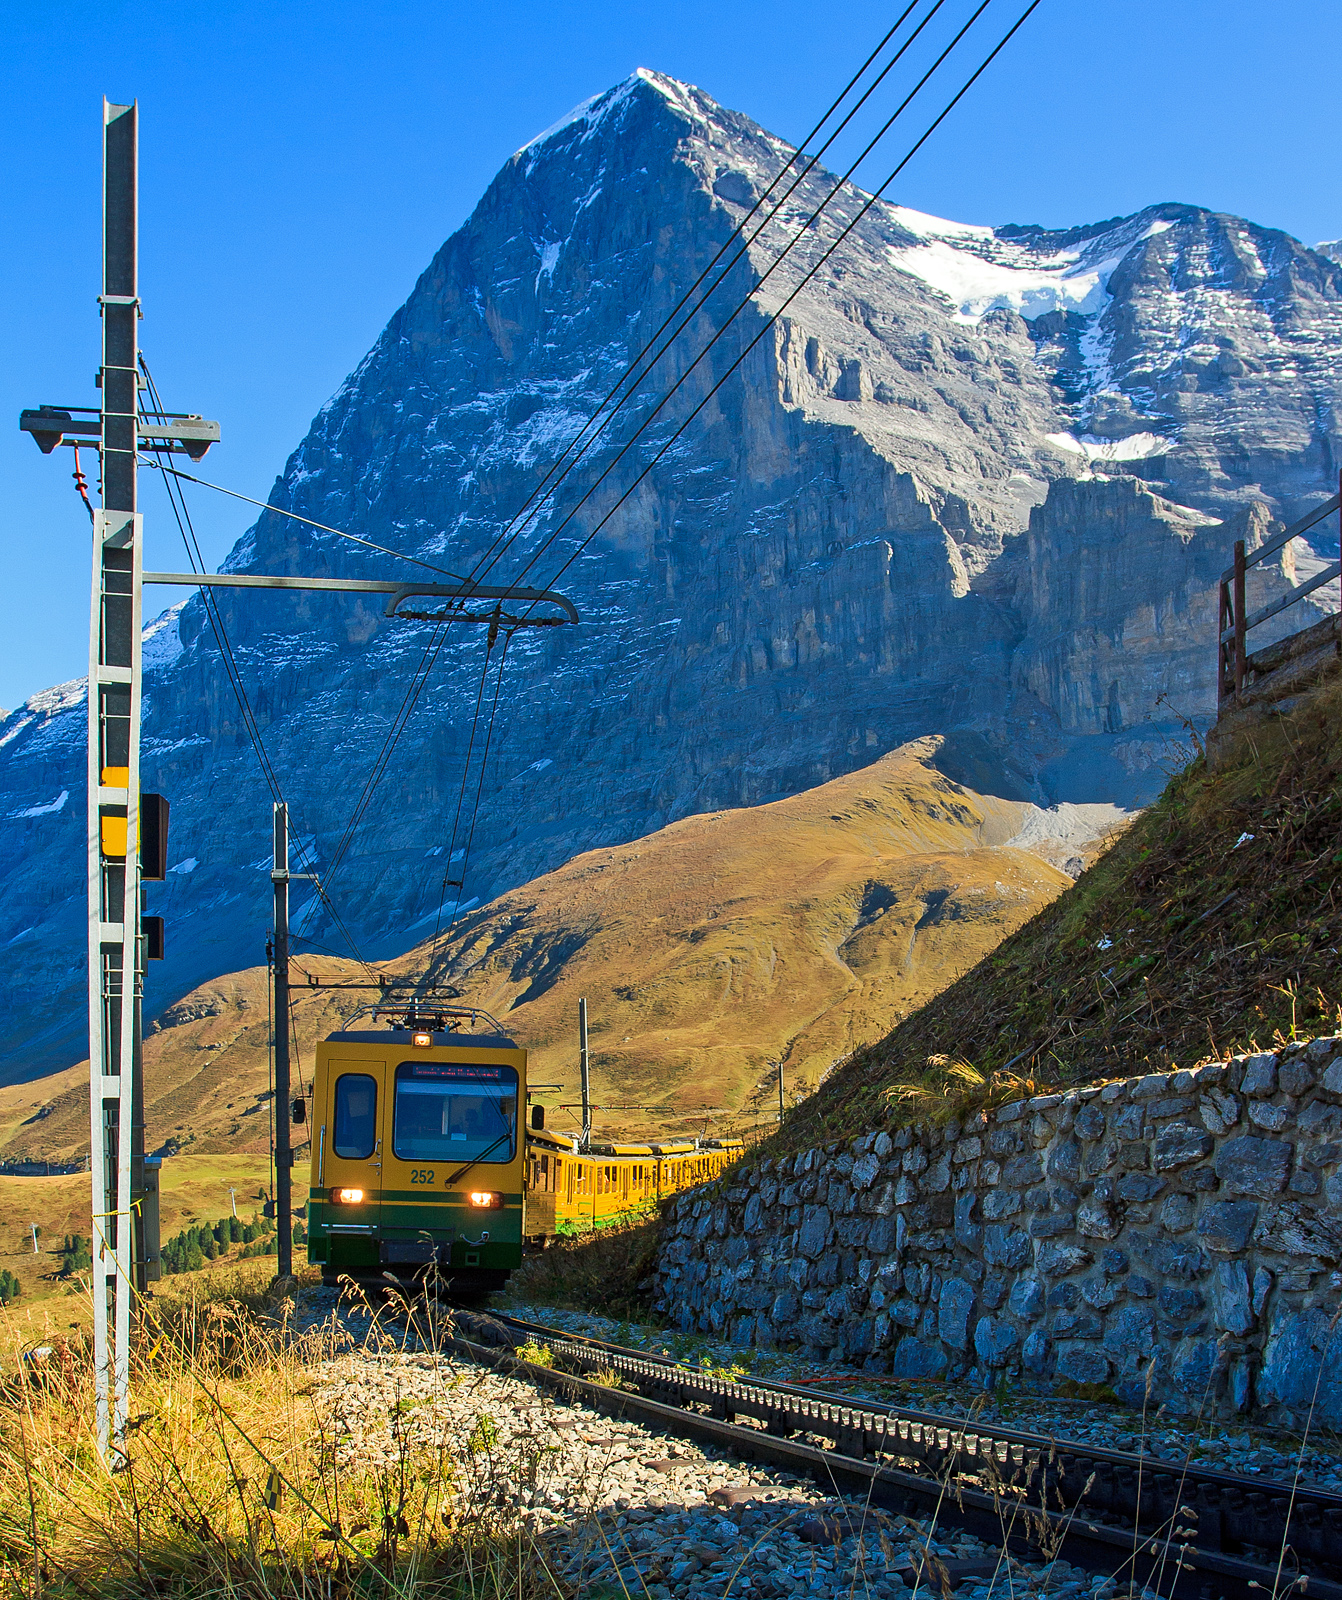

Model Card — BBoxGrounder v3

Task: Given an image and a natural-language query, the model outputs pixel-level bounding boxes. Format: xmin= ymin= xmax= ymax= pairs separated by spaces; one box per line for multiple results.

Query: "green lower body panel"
xmin=309 ymin=1191 xmax=523 ymax=1284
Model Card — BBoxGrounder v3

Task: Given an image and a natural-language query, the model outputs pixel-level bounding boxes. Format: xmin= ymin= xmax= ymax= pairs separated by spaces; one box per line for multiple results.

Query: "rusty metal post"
xmin=1233 ymin=539 xmax=1247 ymax=696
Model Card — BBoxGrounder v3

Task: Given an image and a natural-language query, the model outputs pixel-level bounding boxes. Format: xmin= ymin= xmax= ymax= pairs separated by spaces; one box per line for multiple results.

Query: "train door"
xmin=322 ymin=1059 xmax=385 ymax=1235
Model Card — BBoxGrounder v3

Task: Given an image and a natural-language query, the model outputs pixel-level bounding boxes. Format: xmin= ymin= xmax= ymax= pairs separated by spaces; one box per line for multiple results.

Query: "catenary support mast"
xmin=88 ymin=99 xmax=143 ymax=1456
xmin=20 ymin=98 xmax=572 ymax=1463
xmin=579 ymin=997 xmax=591 ymax=1150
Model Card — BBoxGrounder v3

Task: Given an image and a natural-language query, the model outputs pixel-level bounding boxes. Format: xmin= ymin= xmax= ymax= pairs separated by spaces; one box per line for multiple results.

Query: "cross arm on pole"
xmin=142 ymin=571 xmax=579 ymax=623
xmin=19 ymin=406 xmax=220 ymax=460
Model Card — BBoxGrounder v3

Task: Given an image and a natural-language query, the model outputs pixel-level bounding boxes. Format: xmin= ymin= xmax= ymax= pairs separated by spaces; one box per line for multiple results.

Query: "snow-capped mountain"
xmin=2 ymin=69 xmax=1339 ymax=1078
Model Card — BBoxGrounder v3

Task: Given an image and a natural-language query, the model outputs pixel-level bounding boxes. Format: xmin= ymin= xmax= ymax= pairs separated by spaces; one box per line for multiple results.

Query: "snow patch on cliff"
xmin=143 ymin=604 xmax=186 ymax=671
xmin=887 ymin=213 xmax=1175 ymax=325
xmin=26 ymin=679 xmax=85 ymax=718
xmin=1046 ymin=431 xmax=1172 ymax=462
xmin=8 ymin=790 xmax=69 ymax=819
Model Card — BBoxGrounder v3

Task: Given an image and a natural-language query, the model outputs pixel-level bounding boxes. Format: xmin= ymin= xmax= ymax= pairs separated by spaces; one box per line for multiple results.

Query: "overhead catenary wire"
xmin=290 ymin=619 xmax=453 ymax=942
xmin=137 ymin=395 xmax=497 ymax=957
xmin=456 ymin=0 xmax=937 ymax=590
xmin=271 ymin=12 xmax=953 ymax=928
xmin=519 ymin=0 xmax=1042 ymax=605
xmin=130 ymin=10 xmax=957 ymax=948
xmin=137 ymin=457 xmax=467 ymax=581
xmin=139 ymin=359 xmax=376 ymax=976
xmin=135 ymin=8 xmax=942 ymax=614
xmin=135 ymin=395 xmax=463 ymax=954
xmin=145 ymin=9 xmax=1032 ymax=989
xmin=302 ymin=5 xmax=1015 ymax=959
xmin=426 ymin=636 xmax=499 ymax=953
xmin=502 ymin=0 xmax=1005 ymax=600
xmin=432 ymin=628 xmax=514 ymax=951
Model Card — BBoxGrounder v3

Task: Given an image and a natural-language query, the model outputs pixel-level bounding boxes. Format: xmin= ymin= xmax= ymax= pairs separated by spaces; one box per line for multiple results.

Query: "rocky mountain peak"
xmin=0 ymin=73 xmax=1338 ymax=1079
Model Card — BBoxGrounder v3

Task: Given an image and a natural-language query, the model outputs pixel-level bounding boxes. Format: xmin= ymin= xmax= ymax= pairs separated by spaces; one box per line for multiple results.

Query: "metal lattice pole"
xmin=88 ymin=98 xmax=142 ymax=1458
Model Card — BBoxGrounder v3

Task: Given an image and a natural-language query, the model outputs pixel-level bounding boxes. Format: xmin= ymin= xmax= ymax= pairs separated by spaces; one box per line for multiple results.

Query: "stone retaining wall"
xmin=652 ymin=1039 xmax=1342 ymax=1425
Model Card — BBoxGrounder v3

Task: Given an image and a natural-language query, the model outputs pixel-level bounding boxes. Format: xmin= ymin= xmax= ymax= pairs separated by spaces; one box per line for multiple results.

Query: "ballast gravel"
xmin=276 ymin=1284 xmax=1330 ymax=1598
xmin=306 ymin=1345 xmax=1114 ymax=1600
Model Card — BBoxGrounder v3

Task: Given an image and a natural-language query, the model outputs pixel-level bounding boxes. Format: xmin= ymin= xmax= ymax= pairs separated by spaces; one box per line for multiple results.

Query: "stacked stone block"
xmin=652 ymin=1038 xmax=1342 ymax=1425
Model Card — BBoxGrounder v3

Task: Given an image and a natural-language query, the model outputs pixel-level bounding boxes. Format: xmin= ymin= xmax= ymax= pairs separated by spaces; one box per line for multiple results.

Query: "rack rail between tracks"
xmin=446 ymin=1311 xmax=1342 ymax=1600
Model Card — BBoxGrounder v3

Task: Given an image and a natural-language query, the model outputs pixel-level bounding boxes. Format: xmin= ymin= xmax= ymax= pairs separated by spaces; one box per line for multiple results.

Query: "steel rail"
xmin=454 ymin=1311 xmax=1342 ymax=1596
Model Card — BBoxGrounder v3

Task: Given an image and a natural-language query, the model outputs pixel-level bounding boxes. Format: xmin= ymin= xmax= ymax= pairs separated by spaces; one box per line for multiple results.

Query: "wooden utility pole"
xmin=273 ymin=803 xmax=293 ymax=1279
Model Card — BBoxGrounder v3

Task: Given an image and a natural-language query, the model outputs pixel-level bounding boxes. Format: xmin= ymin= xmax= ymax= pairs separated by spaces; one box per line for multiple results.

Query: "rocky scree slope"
xmin=2 ymin=69 xmax=1340 ymax=1078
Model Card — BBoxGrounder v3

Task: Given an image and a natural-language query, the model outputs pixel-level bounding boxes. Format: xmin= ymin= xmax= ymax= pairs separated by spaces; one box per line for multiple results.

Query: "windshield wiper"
xmin=447 ymin=1129 xmax=513 ymax=1188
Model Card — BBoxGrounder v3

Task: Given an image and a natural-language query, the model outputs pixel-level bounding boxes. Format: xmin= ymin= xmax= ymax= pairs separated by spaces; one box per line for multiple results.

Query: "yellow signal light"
xmin=329 ymin=1187 xmax=364 ymax=1205
xmin=412 ymin=1031 xmax=433 ymax=1048
xmin=468 ymin=1191 xmax=502 ymax=1208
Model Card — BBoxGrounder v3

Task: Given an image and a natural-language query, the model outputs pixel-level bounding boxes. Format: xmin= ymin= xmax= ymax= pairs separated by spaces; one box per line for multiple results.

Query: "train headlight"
xmin=329 ymin=1187 xmax=365 ymax=1205
xmin=411 ymin=1031 xmax=432 ymax=1048
xmin=468 ymin=1191 xmax=502 ymax=1208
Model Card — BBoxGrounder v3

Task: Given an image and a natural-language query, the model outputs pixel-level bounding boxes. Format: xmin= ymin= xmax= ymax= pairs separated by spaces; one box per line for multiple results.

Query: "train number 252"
xmin=410 ymin=1169 xmax=436 ymax=1185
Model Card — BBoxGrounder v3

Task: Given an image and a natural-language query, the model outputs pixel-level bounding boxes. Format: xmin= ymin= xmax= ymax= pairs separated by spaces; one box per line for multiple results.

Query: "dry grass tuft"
xmin=884 ymin=1056 xmax=1039 ymax=1127
xmin=0 ymin=1263 xmax=558 ymax=1600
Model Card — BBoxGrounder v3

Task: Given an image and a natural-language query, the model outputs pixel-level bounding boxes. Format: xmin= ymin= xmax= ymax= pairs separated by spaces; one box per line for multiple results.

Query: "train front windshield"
xmin=393 ymin=1061 xmax=518 ymax=1163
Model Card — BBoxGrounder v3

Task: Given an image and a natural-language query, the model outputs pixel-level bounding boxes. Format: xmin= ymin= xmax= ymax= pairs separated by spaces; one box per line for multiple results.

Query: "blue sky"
xmin=2 ymin=0 xmax=1339 ymax=711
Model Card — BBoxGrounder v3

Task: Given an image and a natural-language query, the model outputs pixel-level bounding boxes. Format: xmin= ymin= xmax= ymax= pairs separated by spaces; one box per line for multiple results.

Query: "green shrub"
xmin=58 ymin=1234 xmax=92 ymax=1277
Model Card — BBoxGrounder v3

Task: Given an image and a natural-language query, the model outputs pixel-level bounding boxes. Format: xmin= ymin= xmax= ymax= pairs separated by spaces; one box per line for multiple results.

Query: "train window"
xmin=392 ymin=1060 xmax=518 ymax=1164
xmin=333 ymin=1074 xmax=378 ymax=1159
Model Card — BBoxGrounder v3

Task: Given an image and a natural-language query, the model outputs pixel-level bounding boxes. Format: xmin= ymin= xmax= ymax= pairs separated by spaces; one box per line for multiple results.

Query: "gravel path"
xmin=501 ymin=1301 xmax=1342 ymax=1494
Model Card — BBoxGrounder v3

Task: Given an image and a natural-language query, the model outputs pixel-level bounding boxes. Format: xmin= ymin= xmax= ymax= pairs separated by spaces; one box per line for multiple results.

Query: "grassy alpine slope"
xmin=778 ymin=680 xmax=1342 ymax=1153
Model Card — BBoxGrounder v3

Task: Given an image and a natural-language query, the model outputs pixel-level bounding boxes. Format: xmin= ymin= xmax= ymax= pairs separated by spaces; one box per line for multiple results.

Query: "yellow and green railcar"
xmin=306 ymin=1002 xmax=745 ymax=1293
xmin=307 ymin=1006 xmax=526 ymax=1296
xmin=523 ymin=1125 xmax=744 ymax=1238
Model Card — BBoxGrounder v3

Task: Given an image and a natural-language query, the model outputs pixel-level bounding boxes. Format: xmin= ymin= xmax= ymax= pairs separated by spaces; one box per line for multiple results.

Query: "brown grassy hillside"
xmin=402 ymin=738 xmax=1080 ymax=1138
xmin=6 ymin=740 xmax=1107 ymax=1160
xmin=0 ymin=1152 xmax=272 ymax=1311
xmin=777 ymin=682 xmax=1342 ymax=1153
xmin=0 ymin=961 xmax=367 ymax=1165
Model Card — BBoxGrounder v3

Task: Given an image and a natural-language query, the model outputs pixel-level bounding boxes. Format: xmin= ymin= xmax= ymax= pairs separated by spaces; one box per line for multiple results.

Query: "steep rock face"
xmin=1 ymin=70 xmax=1339 ymax=1078
xmin=1011 ymin=483 xmax=1311 ymax=743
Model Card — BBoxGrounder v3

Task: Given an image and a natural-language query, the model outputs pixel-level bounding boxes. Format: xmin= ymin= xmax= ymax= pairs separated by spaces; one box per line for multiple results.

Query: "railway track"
xmin=448 ymin=1309 xmax=1342 ymax=1600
